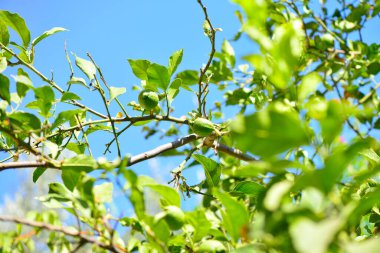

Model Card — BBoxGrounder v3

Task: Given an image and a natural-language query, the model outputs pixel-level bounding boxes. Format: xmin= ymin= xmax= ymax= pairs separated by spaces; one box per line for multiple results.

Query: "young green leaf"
xmin=147 ymin=63 xmax=170 ymax=90
xmin=0 ymin=10 xmax=30 ymax=47
xmin=31 ymin=27 xmax=67 ymax=47
xmin=213 ymin=190 xmax=249 ymax=243
xmin=34 ymin=85 xmax=55 ymax=117
xmin=193 ymin=154 xmax=221 ymax=187
xmin=67 ymin=77 xmax=88 ymax=88
xmin=74 ymin=54 xmax=96 ymax=79
xmin=221 ymin=40 xmax=235 ymax=67
xmin=33 ymin=167 xmax=47 ymax=183
xmin=176 ymin=70 xmax=199 ymax=85
xmin=145 ymin=184 xmax=181 ymax=207
xmin=168 ymin=49 xmax=183 ymax=76
xmin=61 ymin=92 xmax=81 ymax=102
xmin=128 ymin=59 xmax=151 ymax=80
xmin=0 ymin=74 xmax=10 ymax=103
xmin=51 ymin=109 xmax=83 ymax=130
xmin=167 ymin=78 xmax=181 ymax=105
xmin=109 ymin=86 xmax=126 ymax=103
xmin=231 ymin=103 xmax=310 ymax=157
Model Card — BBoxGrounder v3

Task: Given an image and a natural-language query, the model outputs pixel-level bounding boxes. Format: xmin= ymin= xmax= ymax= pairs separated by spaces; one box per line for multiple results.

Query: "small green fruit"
xmin=191 ymin=118 xmax=215 ymax=137
xmin=163 ymin=205 xmax=185 ymax=230
xmin=138 ymin=89 xmax=159 ymax=110
xmin=198 ymin=240 xmax=226 ymax=253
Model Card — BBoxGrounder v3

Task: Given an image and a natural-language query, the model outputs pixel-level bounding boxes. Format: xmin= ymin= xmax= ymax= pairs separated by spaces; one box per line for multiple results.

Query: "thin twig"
xmin=196 ymin=0 xmax=217 ymax=117
xmin=92 ymin=74 xmax=122 ymax=157
xmin=87 ymin=53 xmax=129 ymax=118
xmin=0 ymin=43 xmax=107 ymax=119
xmin=0 ymin=215 xmax=124 ymax=253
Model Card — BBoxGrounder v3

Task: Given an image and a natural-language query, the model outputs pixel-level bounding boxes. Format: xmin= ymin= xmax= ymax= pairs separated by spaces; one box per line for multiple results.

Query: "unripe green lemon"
xmin=138 ymin=89 xmax=159 ymax=110
xmin=191 ymin=118 xmax=215 ymax=137
xmin=197 ymin=240 xmax=226 ymax=253
xmin=163 ymin=205 xmax=185 ymax=230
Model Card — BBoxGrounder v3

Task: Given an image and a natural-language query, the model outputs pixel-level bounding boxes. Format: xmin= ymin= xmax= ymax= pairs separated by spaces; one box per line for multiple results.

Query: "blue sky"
xmin=0 ymin=0 xmax=253 ymax=209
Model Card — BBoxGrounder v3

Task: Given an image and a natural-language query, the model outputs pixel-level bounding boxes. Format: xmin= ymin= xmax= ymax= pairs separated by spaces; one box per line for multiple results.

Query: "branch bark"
xmin=127 ymin=134 xmax=200 ymax=166
xmin=0 ymin=134 xmax=255 ymax=171
xmin=0 ymin=215 xmax=124 ymax=253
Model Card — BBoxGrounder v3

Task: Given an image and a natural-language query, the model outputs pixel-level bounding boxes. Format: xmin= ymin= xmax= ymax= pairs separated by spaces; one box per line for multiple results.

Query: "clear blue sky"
xmin=0 ymin=0 xmax=252 ymax=209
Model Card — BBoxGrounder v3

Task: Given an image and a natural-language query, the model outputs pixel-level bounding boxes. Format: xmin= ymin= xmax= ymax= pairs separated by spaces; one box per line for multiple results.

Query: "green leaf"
xmin=298 ymin=72 xmax=322 ymax=102
xmin=193 ymin=154 xmax=221 ymax=187
xmin=187 ymin=209 xmax=212 ymax=242
xmin=0 ymin=74 xmax=10 ymax=103
xmin=0 ymin=20 xmax=10 ymax=45
xmin=128 ymin=59 xmax=151 ymax=80
xmin=109 ymin=86 xmax=126 ymax=103
xmin=48 ymin=182 xmax=72 ymax=199
xmin=66 ymin=142 xmax=86 ymax=154
xmin=221 ymin=40 xmax=235 ymax=67
xmin=67 ymin=77 xmax=88 ymax=88
xmin=93 ymin=182 xmax=113 ymax=203
xmin=167 ymin=78 xmax=181 ymax=105
xmin=0 ymin=57 xmax=7 ymax=73
xmin=62 ymin=154 xmax=97 ymax=171
xmin=8 ymin=111 xmax=41 ymax=130
xmin=145 ymin=184 xmax=181 ymax=207
xmin=62 ymin=155 xmax=98 ymax=191
xmin=34 ymin=85 xmax=55 ymax=117
xmin=61 ymin=168 xmax=81 ymax=192
xmin=85 ymin=124 xmax=113 ymax=135
xmin=0 ymin=11 xmax=30 ymax=47
xmin=33 ymin=167 xmax=47 ymax=183
xmin=13 ymin=69 xmax=33 ymax=98
xmin=168 ymin=49 xmax=183 ymax=76
xmin=296 ymin=140 xmax=370 ymax=193
xmin=232 ymin=103 xmax=309 ymax=157
xmin=320 ymin=101 xmax=346 ymax=144
xmin=32 ymin=27 xmax=67 ymax=47
xmin=232 ymin=181 xmax=265 ymax=197
xmin=61 ymin=92 xmax=81 ymax=102
xmin=290 ymin=217 xmax=342 ymax=253
xmin=74 ymin=54 xmax=96 ymax=79
xmin=344 ymin=235 xmax=380 ymax=253
xmin=213 ymin=190 xmax=249 ymax=243
xmin=263 ymin=180 xmax=292 ymax=211
xmin=176 ymin=70 xmax=199 ymax=85
xmin=147 ymin=63 xmax=170 ymax=90
xmin=360 ymin=149 xmax=380 ymax=165
xmin=51 ymin=109 xmax=83 ymax=130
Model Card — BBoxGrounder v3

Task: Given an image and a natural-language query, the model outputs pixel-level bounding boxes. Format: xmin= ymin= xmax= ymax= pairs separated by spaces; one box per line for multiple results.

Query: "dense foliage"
xmin=1 ymin=0 xmax=380 ymax=252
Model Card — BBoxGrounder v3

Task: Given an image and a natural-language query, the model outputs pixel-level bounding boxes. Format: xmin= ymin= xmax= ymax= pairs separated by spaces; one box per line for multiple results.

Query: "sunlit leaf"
xmin=74 ymin=54 xmax=96 ymax=79
xmin=168 ymin=49 xmax=183 ymax=76
xmin=32 ymin=27 xmax=67 ymax=47
xmin=147 ymin=63 xmax=170 ymax=90
xmin=109 ymin=86 xmax=126 ymax=103
xmin=0 ymin=10 xmax=30 ymax=47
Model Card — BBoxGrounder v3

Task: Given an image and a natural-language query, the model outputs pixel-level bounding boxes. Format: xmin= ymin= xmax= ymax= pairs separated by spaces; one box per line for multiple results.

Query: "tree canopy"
xmin=1 ymin=0 xmax=380 ymax=252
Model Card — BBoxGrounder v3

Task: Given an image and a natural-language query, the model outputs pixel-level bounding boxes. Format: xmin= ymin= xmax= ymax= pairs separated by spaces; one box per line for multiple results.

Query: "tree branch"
xmin=0 ymin=134 xmax=255 ymax=171
xmin=196 ymin=0 xmax=216 ymax=117
xmin=128 ymin=134 xmax=201 ymax=166
xmin=0 ymin=161 xmax=50 ymax=171
xmin=0 ymin=215 xmax=124 ymax=253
